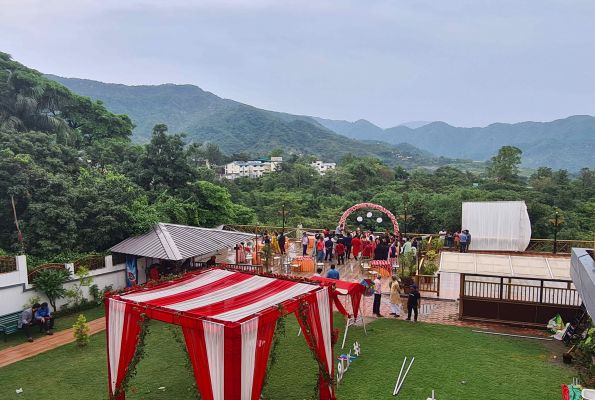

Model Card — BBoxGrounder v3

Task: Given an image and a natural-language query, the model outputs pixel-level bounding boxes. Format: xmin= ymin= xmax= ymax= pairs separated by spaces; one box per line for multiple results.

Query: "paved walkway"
xmin=0 ymin=317 xmax=106 ymax=368
xmin=360 ymin=296 xmax=551 ymax=336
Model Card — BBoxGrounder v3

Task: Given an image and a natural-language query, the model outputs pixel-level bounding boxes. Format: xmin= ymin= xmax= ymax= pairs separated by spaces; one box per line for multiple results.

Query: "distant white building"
xmin=310 ymin=161 xmax=336 ymax=175
xmin=222 ymin=157 xmax=282 ymax=180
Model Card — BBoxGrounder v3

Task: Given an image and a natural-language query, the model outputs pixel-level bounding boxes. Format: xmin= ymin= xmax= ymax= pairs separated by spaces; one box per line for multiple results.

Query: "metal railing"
xmin=526 ymin=239 xmax=593 ymax=254
xmin=225 ymin=224 xmax=435 ymax=239
xmin=462 ymin=274 xmax=581 ymax=307
xmin=27 ymin=263 xmax=67 ymax=284
xmin=0 ymin=256 xmax=17 ymax=274
xmin=74 ymin=255 xmax=105 ymax=273
xmin=227 ymin=225 xmax=592 ymax=254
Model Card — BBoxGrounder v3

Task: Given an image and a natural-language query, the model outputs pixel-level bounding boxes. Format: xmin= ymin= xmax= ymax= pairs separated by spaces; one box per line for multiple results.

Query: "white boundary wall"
xmin=0 ymin=256 xmax=148 ymax=315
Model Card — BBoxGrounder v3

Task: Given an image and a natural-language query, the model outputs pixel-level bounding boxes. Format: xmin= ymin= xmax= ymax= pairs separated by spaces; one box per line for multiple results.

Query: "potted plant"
xmin=398 ymin=252 xmax=416 ymax=293
xmin=258 ymin=244 xmax=273 ymax=272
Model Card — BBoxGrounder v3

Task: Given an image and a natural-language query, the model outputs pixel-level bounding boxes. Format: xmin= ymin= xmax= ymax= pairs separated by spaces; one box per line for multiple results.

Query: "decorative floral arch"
xmin=340 ymin=203 xmax=400 ymax=236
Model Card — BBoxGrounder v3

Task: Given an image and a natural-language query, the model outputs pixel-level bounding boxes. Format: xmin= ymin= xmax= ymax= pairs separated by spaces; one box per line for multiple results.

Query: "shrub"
xmin=89 ymin=284 xmax=113 ymax=305
xmin=32 ymin=268 xmax=71 ymax=312
xmin=23 ymin=295 xmax=41 ymax=309
xmin=72 ymin=314 xmax=91 ymax=347
xmin=66 ymin=266 xmax=94 ymax=306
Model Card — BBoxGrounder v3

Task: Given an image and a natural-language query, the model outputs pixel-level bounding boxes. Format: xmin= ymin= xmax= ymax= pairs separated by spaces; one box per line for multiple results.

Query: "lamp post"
xmin=548 ymin=212 xmax=565 ymax=254
xmin=278 ymin=204 xmax=289 ymax=233
xmin=399 ymin=207 xmax=414 ymax=238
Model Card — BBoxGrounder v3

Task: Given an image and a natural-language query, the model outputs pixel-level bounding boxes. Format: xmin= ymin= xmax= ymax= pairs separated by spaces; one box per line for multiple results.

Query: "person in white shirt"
xmin=439 ymin=229 xmax=446 ymax=241
xmin=313 ymin=268 xmax=323 ymax=277
xmin=301 ymin=232 xmax=309 ymax=256
xmin=372 ymin=273 xmax=383 ymax=317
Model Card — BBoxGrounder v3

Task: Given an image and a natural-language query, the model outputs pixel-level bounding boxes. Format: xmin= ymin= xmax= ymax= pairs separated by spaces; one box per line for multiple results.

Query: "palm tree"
xmin=0 ymin=67 xmax=70 ymax=135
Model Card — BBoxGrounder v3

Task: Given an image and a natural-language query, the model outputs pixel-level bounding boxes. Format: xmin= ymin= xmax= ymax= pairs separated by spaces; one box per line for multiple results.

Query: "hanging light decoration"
xmin=357 ymin=216 xmax=363 ymax=222
xmin=366 ymin=212 xmax=373 ymax=218
xmin=377 ymin=217 xmax=383 ymax=223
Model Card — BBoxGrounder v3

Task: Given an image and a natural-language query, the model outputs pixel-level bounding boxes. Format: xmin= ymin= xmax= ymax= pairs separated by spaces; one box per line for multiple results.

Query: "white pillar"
xmin=16 ymin=255 xmax=29 ymax=289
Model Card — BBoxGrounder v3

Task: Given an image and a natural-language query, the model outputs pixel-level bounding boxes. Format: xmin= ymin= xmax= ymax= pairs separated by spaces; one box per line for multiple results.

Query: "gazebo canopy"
xmin=111 ymin=223 xmax=255 ymax=261
xmin=440 ymin=252 xmax=571 ymax=280
xmin=107 ymin=268 xmax=336 ymax=400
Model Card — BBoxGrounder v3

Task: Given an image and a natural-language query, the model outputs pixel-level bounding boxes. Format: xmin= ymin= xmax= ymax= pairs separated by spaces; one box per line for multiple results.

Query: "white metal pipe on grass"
xmin=393 ymin=357 xmax=407 ymax=396
xmin=395 ymin=357 xmax=415 ymax=396
xmin=472 ymin=330 xmax=553 ymax=341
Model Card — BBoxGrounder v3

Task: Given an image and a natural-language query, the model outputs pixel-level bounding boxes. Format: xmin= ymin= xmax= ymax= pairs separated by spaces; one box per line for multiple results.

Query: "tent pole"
xmin=341 ymin=319 xmax=349 ymax=349
xmin=360 ymin=304 xmax=368 ymax=336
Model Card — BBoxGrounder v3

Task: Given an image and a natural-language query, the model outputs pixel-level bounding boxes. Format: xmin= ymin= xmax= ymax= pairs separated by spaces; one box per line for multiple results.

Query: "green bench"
xmin=0 ymin=310 xmax=23 ymax=342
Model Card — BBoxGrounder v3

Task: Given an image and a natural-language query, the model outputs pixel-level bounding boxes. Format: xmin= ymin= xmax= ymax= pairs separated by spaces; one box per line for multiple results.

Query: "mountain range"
xmin=45 ymin=75 xmax=461 ymax=169
xmin=46 ymin=75 xmax=595 ymax=170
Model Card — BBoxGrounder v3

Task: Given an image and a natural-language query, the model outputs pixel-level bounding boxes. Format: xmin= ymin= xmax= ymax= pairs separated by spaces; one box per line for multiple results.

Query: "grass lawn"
xmin=0 ymin=313 xmax=573 ymax=399
xmin=0 ymin=305 xmax=106 ymax=351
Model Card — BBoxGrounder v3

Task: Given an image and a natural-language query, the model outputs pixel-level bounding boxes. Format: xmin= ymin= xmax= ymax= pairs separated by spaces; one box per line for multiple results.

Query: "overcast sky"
xmin=2 ymin=0 xmax=594 ymax=128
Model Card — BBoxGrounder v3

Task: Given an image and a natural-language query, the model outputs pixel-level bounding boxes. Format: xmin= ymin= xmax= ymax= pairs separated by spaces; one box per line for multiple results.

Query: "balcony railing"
xmin=0 ymin=256 xmax=17 ymax=274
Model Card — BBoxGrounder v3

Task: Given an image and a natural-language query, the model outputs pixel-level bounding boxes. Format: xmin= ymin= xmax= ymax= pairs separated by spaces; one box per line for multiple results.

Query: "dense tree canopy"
xmin=0 ymin=52 xmax=593 ymax=264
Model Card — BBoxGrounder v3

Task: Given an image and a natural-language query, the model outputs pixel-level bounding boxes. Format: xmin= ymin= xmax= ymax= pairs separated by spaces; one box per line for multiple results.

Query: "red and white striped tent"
xmin=106 ymin=268 xmax=336 ymax=400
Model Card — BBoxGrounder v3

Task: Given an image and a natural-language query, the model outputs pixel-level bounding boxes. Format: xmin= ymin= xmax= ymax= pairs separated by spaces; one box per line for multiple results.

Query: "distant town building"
xmin=221 ymin=157 xmax=282 ymax=180
xmin=310 ymin=161 xmax=336 ymax=175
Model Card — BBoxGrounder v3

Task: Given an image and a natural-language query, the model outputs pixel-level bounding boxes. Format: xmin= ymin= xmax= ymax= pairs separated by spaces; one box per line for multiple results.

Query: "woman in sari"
xmin=271 ymin=232 xmax=281 ymax=253
xmin=236 ymin=242 xmax=246 ymax=263
xmin=361 ymin=240 xmax=372 ymax=258
xmin=351 ymin=235 xmax=361 ymax=260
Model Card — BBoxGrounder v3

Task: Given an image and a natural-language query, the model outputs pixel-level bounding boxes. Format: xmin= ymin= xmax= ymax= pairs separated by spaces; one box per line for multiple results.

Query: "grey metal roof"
xmin=111 ymin=223 xmax=255 ymax=261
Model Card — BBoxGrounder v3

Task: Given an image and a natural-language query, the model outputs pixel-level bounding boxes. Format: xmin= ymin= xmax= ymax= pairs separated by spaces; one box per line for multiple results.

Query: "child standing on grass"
xmin=406 ymin=284 xmax=421 ymax=322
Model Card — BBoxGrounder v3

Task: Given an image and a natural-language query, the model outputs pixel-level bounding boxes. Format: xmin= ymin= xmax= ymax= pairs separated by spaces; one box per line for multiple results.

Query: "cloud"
xmin=2 ymin=0 xmax=594 ymax=127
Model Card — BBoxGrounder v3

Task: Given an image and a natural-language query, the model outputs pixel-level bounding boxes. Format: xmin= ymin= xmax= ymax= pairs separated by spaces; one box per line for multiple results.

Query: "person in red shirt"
xmin=351 ymin=235 xmax=362 ymax=260
xmin=361 ymin=241 xmax=372 ymax=258
xmin=335 ymin=241 xmax=345 ymax=265
xmin=316 ymin=236 xmax=325 ymax=263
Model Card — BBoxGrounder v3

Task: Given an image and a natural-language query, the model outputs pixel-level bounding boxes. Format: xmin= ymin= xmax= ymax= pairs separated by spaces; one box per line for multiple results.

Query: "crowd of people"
xmin=308 ymin=225 xmax=403 ymax=264
xmin=440 ymin=229 xmax=472 ymax=252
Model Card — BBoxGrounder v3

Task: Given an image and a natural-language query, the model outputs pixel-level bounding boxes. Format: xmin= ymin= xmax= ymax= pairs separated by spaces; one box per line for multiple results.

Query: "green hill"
xmin=44 ymin=75 xmax=447 ymax=167
xmin=311 ymin=115 xmax=595 ymax=170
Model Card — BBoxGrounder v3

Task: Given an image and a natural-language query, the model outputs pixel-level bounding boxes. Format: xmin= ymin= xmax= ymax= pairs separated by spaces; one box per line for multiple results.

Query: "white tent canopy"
xmin=440 ymin=252 xmax=571 ymax=280
xmin=462 ymin=201 xmax=532 ymax=252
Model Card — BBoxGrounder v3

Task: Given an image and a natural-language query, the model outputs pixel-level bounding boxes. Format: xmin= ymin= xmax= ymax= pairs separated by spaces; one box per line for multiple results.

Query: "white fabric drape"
xmin=240 ymin=317 xmax=259 ymax=400
xmin=123 ymin=269 xmax=234 ymax=302
xmin=203 ymin=320 xmax=225 ymax=400
xmin=108 ymin=299 xmax=126 ymax=392
xmin=215 ymin=283 xmax=314 ymax=321
xmin=169 ymin=276 xmax=272 ymax=311
xmin=316 ymin=289 xmax=333 ymax=376
xmin=462 ymin=201 xmax=532 ymax=251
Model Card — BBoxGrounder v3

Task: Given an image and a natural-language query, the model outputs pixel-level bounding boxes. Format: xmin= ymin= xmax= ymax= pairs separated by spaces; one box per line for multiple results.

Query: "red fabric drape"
xmin=182 ymin=319 xmax=215 ymax=400
xmin=186 ymin=280 xmax=297 ymax=317
xmin=295 ymin=292 xmax=335 ymax=400
xmin=332 ymin=293 xmax=347 ymax=316
xmin=224 ymin=325 xmax=242 ymax=400
xmin=147 ymin=272 xmax=253 ymax=307
xmin=350 ymin=291 xmax=362 ymax=319
xmin=107 ymin=302 xmax=143 ymax=400
xmin=251 ymin=317 xmax=277 ymax=400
